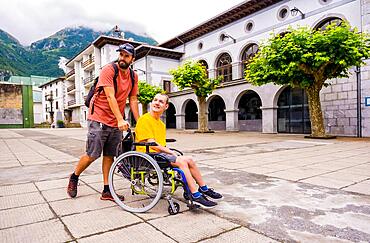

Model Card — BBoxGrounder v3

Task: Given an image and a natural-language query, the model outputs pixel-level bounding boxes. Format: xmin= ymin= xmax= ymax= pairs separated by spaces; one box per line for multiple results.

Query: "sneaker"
xmin=67 ymin=175 xmax=78 ymax=198
xmin=192 ymin=195 xmax=217 ymax=209
xmin=100 ymin=191 xmax=125 ymax=202
xmin=199 ymin=188 xmax=223 ymax=200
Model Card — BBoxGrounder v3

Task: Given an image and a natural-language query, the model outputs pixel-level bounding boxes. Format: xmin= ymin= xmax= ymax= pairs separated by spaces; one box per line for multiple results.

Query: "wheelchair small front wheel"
xmin=108 ymin=151 xmax=163 ymax=213
xmin=168 ymin=202 xmax=180 ymax=215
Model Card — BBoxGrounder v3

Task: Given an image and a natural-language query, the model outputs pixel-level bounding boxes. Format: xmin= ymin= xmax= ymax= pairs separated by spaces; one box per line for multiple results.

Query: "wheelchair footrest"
xmin=187 ymin=203 xmax=200 ymax=210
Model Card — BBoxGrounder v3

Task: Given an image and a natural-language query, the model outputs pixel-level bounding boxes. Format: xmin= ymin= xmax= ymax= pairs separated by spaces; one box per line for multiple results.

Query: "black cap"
xmin=116 ymin=43 xmax=135 ymax=57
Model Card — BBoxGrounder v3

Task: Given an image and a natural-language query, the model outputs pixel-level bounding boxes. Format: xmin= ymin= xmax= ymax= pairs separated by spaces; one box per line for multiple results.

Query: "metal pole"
xmin=356 ymin=66 xmax=362 ymax=137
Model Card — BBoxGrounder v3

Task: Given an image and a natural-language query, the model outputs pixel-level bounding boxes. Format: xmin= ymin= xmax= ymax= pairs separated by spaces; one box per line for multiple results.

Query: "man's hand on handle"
xmin=118 ymin=119 xmax=130 ymax=131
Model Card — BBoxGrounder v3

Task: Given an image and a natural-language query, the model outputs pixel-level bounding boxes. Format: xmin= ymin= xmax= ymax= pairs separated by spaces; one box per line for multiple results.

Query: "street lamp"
xmin=291 ymin=7 xmax=305 ymax=19
xmin=220 ymin=33 xmax=236 ymax=43
xmin=45 ymin=92 xmax=54 ymax=124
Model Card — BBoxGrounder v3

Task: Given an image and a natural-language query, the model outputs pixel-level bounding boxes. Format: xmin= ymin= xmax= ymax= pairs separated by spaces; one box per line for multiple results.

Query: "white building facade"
xmin=63 ymin=0 xmax=370 ymax=137
xmin=39 ymin=77 xmax=65 ymax=123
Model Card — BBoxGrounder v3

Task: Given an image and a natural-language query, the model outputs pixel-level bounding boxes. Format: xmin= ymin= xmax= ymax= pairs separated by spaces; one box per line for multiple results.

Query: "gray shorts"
xmin=86 ymin=120 xmax=122 ymax=158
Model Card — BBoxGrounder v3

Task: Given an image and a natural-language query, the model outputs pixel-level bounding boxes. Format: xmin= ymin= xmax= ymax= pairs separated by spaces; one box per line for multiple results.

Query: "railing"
xmin=66 ymin=69 xmax=75 ymax=78
xmin=67 ymin=84 xmax=76 ymax=92
xmin=206 ymin=62 xmax=246 ymax=83
xmin=83 ymin=75 xmax=95 ymax=85
xmin=82 ymin=56 xmax=95 ymax=68
xmin=68 ymin=99 xmax=76 ymax=106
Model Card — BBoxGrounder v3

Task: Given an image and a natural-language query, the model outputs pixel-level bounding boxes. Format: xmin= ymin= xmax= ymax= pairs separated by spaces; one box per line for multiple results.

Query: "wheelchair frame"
xmin=108 ymin=133 xmax=199 ymax=215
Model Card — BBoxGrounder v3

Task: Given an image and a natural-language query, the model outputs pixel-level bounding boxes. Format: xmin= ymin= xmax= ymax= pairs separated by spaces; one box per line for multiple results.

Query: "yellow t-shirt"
xmin=135 ymin=113 xmax=166 ymax=153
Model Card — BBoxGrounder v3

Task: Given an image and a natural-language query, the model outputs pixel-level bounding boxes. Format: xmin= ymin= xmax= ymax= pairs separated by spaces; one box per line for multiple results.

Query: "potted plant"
xmin=56 ymin=120 xmax=65 ymax=128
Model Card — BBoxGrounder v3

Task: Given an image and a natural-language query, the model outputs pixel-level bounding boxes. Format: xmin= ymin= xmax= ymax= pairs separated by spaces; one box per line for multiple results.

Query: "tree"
xmin=137 ymin=81 xmax=164 ymax=114
xmin=170 ymin=60 xmax=221 ymax=132
xmin=245 ymin=22 xmax=370 ymax=137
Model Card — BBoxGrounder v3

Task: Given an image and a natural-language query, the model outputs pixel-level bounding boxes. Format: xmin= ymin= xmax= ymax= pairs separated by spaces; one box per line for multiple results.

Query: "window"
xmin=84 ymin=111 xmax=87 ymax=121
xmin=241 ymin=44 xmax=258 ymax=77
xmin=163 ymin=80 xmax=171 ymax=93
xmin=245 ymin=21 xmax=254 ymax=33
xmin=198 ymin=60 xmax=209 ymax=78
xmin=315 ymin=17 xmax=343 ymax=31
xmin=198 ymin=42 xmax=203 ymax=50
xmin=55 ymin=101 xmax=59 ymax=110
xmin=319 ymin=0 xmax=332 ymax=5
xmin=55 ymin=88 xmax=58 ymax=97
xmin=216 ymin=53 xmax=232 ymax=82
xmin=277 ymin=6 xmax=289 ymax=21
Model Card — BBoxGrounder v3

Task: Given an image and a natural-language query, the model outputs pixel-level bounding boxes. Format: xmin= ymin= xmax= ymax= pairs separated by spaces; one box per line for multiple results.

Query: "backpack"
xmin=85 ymin=62 xmax=136 ymax=115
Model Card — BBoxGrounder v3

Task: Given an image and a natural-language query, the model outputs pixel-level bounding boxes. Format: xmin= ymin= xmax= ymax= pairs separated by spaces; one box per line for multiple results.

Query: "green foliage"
xmin=245 ymin=22 xmax=370 ymax=88
xmin=170 ymin=60 xmax=221 ymax=97
xmin=137 ymin=81 xmax=164 ymax=105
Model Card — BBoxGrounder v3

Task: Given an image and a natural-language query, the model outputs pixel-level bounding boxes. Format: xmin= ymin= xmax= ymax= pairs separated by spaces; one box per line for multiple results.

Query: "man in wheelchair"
xmin=134 ymin=93 xmax=223 ymax=208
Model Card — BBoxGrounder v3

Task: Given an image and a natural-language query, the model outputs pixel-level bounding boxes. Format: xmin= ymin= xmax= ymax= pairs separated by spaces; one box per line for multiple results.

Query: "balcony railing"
xmin=83 ymin=75 xmax=95 ymax=85
xmin=206 ymin=62 xmax=247 ymax=83
xmin=67 ymin=84 xmax=76 ymax=92
xmin=82 ymin=56 xmax=95 ymax=68
xmin=68 ymin=99 xmax=76 ymax=106
xmin=66 ymin=69 xmax=75 ymax=78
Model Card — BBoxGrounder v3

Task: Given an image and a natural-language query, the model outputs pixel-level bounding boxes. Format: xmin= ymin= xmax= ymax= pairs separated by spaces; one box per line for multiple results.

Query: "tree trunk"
xmin=197 ymin=96 xmax=209 ymax=132
xmin=142 ymin=103 xmax=148 ymax=114
xmin=305 ymin=85 xmax=326 ymax=137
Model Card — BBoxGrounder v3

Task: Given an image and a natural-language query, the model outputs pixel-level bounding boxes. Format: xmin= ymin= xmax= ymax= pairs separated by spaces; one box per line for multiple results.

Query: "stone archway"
xmin=208 ymin=95 xmax=226 ymax=130
xmin=237 ymin=90 xmax=262 ymax=131
xmin=166 ymin=102 xmax=176 ymax=128
xmin=184 ymin=99 xmax=198 ymax=129
xmin=277 ymin=87 xmax=311 ymax=134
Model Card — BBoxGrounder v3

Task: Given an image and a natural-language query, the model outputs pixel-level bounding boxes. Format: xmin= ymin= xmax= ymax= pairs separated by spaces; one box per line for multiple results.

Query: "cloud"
xmin=0 ymin=0 xmax=147 ymax=45
xmin=0 ymin=0 xmax=244 ymax=46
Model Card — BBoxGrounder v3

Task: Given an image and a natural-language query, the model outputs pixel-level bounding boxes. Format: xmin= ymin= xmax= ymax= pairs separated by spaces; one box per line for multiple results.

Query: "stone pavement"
xmin=0 ymin=128 xmax=370 ymax=243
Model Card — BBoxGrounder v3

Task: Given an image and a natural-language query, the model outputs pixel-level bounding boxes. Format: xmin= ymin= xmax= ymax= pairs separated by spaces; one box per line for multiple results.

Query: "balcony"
xmin=67 ymin=84 xmax=76 ymax=92
xmin=82 ymin=56 xmax=95 ymax=70
xmin=65 ymin=69 xmax=75 ymax=79
xmin=68 ymin=99 xmax=76 ymax=106
xmin=83 ymin=75 xmax=95 ymax=86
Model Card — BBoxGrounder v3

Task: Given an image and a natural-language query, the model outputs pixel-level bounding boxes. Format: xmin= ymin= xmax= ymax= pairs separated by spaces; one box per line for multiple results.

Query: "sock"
xmin=192 ymin=191 xmax=201 ymax=199
xmin=103 ymin=185 xmax=110 ymax=193
xmin=71 ymin=172 xmax=79 ymax=180
xmin=200 ymin=185 xmax=208 ymax=192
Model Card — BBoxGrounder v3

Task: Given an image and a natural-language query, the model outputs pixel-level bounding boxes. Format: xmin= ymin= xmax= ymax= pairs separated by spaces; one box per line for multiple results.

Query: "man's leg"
xmin=67 ymin=154 xmax=96 ymax=198
xmin=102 ymin=155 xmax=114 ymax=186
xmin=181 ymin=156 xmax=223 ymax=200
xmin=75 ymin=154 xmax=97 ymax=175
xmin=172 ymin=157 xmax=217 ymax=208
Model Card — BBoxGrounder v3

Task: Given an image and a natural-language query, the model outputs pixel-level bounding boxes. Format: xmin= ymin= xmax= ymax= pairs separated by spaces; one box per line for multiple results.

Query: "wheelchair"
xmin=108 ymin=129 xmax=199 ymax=215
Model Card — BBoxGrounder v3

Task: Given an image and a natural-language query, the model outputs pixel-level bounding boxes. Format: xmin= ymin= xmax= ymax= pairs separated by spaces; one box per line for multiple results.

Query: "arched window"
xmin=216 ymin=53 xmax=232 ymax=82
xmin=241 ymin=44 xmax=258 ymax=78
xmin=315 ymin=17 xmax=343 ymax=31
xmin=198 ymin=60 xmax=209 ymax=78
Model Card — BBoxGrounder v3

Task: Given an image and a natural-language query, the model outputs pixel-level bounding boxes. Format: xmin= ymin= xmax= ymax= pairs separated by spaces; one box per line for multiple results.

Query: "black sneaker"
xmin=199 ymin=188 xmax=223 ymax=200
xmin=192 ymin=195 xmax=217 ymax=209
xmin=67 ymin=175 xmax=78 ymax=198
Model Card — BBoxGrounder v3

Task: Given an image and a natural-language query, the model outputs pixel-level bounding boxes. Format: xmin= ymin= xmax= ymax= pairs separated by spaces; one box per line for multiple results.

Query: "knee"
xmin=176 ymin=158 xmax=189 ymax=169
xmin=185 ymin=157 xmax=196 ymax=167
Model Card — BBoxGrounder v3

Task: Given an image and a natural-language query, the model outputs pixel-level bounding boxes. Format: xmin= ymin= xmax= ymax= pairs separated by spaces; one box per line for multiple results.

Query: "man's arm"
xmin=145 ymin=138 xmax=177 ymax=156
xmin=129 ymin=95 xmax=139 ymax=121
xmin=103 ymin=86 xmax=129 ymax=131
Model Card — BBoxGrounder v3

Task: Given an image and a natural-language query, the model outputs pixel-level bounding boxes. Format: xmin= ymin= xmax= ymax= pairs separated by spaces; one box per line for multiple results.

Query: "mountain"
xmin=0 ymin=27 xmax=158 ymax=77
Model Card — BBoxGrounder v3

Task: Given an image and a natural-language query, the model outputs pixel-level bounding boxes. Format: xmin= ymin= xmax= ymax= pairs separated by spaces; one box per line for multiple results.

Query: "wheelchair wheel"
xmin=108 ymin=151 xmax=163 ymax=213
xmin=168 ymin=202 xmax=180 ymax=215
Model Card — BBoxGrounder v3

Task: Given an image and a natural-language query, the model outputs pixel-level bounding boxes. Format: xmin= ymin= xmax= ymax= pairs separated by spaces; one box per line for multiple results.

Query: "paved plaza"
xmin=1 ymin=128 xmax=370 ymax=242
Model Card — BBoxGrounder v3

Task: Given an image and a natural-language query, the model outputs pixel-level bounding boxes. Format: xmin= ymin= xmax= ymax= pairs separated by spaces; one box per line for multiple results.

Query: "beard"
xmin=118 ymin=60 xmax=130 ymax=69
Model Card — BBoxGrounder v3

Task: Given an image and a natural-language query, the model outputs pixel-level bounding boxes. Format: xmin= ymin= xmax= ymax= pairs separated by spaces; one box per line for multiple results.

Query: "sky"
xmin=0 ymin=0 xmax=245 ymax=46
